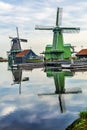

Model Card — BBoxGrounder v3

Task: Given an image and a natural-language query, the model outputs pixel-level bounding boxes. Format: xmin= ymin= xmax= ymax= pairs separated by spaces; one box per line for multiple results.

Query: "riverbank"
xmin=66 ymin=110 xmax=87 ymax=130
xmin=0 ymin=57 xmax=8 ymax=62
xmin=12 ymin=59 xmax=87 ymax=70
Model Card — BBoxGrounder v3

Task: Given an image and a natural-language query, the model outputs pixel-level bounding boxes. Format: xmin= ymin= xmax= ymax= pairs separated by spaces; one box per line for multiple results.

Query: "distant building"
xmin=76 ymin=49 xmax=87 ymax=59
xmin=15 ymin=49 xmax=38 ymax=64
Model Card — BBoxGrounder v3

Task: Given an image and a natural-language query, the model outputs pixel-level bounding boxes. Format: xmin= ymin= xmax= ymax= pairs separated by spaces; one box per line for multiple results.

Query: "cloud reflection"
xmin=1 ymin=106 xmax=16 ymax=117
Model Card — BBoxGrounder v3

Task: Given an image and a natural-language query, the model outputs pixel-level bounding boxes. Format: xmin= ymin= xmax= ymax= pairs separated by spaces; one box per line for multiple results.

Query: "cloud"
xmin=1 ymin=106 xmax=16 ymax=116
xmin=0 ymin=1 xmax=12 ymax=11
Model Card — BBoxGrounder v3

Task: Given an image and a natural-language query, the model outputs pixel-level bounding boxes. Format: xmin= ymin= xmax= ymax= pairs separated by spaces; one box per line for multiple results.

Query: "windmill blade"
xmin=65 ymin=90 xmax=82 ymax=94
xmin=20 ymin=39 xmax=28 ymax=42
xmin=65 ymin=88 xmax=82 ymax=94
xmin=9 ymin=37 xmax=28 ymax=42
xmin=35 ymin=25 xmax=54 ymax=30
xmin=16 ymin=27 xmax=19 ymax=39
xmin=38 ymin=93 xmax=56 ymax=96
xmin=56 ymin=7 xmax=62 ymax=26
xmin=38 ymin=88 xmax=82 ymax=96
xmin=38 ymin=90 xmax=81 ymax=96
xmin=58 ymin=94 xmax=65 ymax=113
xmin=9 ymin=36 xmax=14 ymax=39
xmin=9 ymin=36 xmax=18 ymax=41
xmin=61 ymin=27 xmax=80 ymax=33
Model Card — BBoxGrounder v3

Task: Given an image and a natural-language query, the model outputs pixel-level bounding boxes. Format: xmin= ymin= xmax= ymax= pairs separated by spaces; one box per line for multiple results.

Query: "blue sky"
xmin=1 ymin=0 xmax=87 ymax=57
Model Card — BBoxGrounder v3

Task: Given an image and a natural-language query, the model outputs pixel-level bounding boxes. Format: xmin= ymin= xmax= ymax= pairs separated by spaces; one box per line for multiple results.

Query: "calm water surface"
xmin=0 ymin=63 xmax=87 ymax=130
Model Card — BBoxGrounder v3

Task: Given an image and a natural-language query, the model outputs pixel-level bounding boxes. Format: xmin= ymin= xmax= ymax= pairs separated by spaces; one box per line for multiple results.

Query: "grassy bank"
xmin=0 ymin=57 xmax=8 ymax=62
xmin=26 ymin=59 xmax=43 ymax=63
xmin=66 ymin=110 xmax=87 ymax=130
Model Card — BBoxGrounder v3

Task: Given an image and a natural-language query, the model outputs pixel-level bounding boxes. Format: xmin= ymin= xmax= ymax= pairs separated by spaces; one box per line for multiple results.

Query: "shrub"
xmin=79 ymin=110 xmax=87 ymax=119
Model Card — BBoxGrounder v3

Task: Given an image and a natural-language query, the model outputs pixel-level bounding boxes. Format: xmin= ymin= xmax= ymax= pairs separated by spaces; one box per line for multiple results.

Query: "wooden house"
xmin=15 ymin=49 xmax=38 ymax=64
xmin=76 ymin=49 xmax=87 ymax=59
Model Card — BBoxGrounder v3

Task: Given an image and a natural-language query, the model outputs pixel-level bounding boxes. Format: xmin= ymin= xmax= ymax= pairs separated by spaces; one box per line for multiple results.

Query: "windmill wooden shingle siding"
xmin=15 ymin=49 xmax=38 ymax=64
xmin=7 ymin=27 xmax=28 ymax=67
xmin=11 ymin=38 xmax=21 ymax=51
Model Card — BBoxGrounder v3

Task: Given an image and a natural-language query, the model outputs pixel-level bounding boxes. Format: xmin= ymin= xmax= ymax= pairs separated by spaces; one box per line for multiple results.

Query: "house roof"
xmin=16 ymin=49 xmax=30 ymax=57
xmin=76 ymin=49 xmax=87 ymax=55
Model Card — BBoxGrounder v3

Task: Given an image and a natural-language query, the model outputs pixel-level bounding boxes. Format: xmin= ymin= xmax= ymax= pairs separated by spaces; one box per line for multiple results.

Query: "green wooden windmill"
xmin=35 ymin=7 xmax=80 ymax=60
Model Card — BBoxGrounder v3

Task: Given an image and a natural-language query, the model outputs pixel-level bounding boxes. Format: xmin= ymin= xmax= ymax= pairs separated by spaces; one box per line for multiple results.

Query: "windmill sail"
xmin=35 ymin=7 xmax=80 ymax=33
xmin=35 ymin=25 xmax=54 ymax=30
xmin=20 ymin=39 xmax=27 ymax=42
xmin=61 ymin=27 xmax=80 ymax=33
xmin=35 ymin=7 xmax=80 ymax=60
xmin=9 ymin=27 xmax=28 ymax=43
xmin=16 ymin=27 xmax=19 ymax=39
xmin=56 ymin=8 xmax=62 ymax=26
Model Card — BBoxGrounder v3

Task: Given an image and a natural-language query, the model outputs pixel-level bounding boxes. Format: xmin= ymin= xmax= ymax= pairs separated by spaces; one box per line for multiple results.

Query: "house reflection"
xmin=11 ymin=67 xmax=29 ymax=94
xmin=41 ymin=67 xmax=82 ymax=113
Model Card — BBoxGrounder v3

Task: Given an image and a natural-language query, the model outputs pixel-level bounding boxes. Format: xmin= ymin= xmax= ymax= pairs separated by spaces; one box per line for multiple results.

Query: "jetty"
xmin=11 ymin=58 xmax=87 ymax=71
xmin=12 ymin=62 xmax=44 ymax=70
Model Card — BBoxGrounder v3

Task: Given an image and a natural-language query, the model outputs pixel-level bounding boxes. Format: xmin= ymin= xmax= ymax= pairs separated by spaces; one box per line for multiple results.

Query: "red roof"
xmin=16 ymin=50 xmax=30 ymax=57
xmin=77 ymin=49 xmax=87 ymax=55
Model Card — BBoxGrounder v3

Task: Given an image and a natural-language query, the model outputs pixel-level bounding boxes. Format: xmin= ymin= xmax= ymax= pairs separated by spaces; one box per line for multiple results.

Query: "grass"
xmin=79 ymin=110 xmax=87 ymax=119
xmin=0 ymin=57 xmax=8 ymax=62
xmin=66 ymin=110 xmax=87 ymax=130
xmin=26 ymin=59 xmax=43 ymax=63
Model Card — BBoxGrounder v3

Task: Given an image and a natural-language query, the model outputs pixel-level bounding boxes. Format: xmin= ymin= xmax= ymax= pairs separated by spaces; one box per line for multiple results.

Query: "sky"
xmin=1 ymin=0 xmax=87 ymax=57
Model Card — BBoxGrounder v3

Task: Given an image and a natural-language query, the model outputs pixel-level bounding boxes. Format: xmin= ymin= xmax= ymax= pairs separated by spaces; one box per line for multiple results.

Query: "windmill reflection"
xmin=39 ymin=67 xmax=82 ymax=113
xmin=53 ymin=70 xmax=67 ymax=113
xmin=46 ymin=68 xmax=74 ymax=113
xmin=11 ymin=67 xmax=29 ymax=94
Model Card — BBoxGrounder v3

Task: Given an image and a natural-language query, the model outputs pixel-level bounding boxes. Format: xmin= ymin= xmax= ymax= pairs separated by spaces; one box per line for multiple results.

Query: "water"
xmin=0 ymin=63 xmax=87 ymax=130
